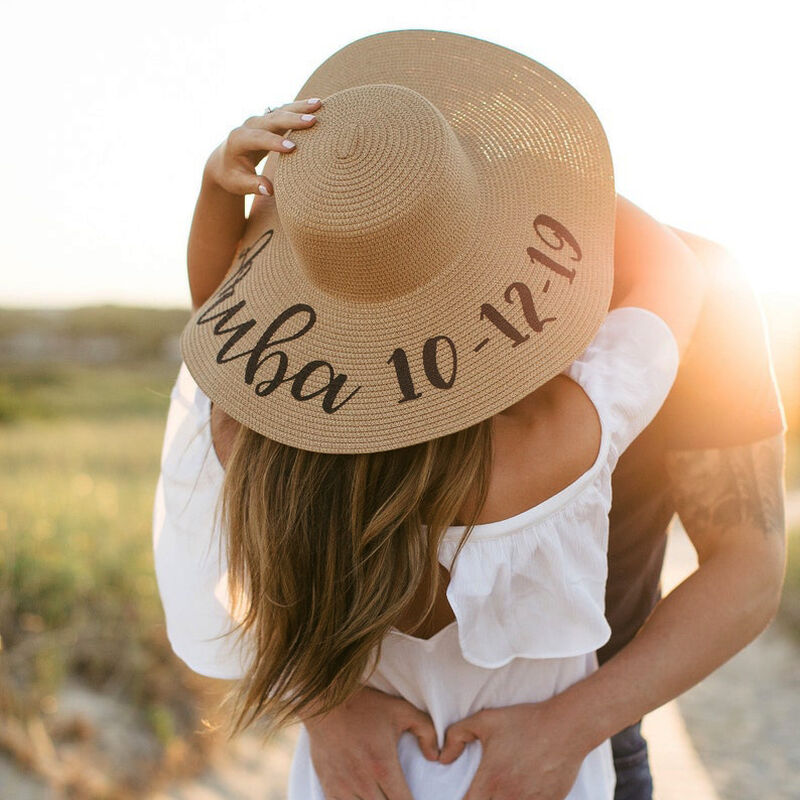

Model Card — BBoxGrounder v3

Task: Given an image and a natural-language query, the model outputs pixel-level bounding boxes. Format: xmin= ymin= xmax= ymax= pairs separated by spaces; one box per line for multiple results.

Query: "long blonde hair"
xmin=217 ymin=415 xmax=494 ymax=740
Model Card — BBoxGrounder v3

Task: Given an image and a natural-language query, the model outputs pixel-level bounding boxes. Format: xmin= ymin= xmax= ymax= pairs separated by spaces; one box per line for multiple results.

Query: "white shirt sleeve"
xmin=565 ymin=307 xmax=680 ymax=469
xmin=151 ymin=364 xmax=252 ymax=680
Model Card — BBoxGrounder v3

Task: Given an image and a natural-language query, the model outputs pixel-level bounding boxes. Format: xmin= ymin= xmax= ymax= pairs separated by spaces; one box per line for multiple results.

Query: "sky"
xmin=2 ymin=0 xmax=799 ymax=308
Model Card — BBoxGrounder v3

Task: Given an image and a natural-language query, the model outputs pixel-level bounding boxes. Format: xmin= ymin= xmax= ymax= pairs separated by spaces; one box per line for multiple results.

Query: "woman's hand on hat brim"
xmin=204 ymin=99 xmax=321 ymax=197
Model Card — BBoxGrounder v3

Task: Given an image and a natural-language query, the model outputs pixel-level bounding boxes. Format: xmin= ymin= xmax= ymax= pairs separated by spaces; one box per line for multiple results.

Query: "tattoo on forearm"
xmin=664 ymin=435 xmax=786 ymax=542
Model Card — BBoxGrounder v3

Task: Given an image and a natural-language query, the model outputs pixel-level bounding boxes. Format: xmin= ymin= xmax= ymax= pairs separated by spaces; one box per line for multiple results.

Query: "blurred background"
xmin=1 ymin=1 xmax=798 ymax=798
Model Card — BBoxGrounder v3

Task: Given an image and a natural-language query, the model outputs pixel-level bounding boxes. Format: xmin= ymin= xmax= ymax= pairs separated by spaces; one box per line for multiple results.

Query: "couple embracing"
xmin=152 ymin=29 xmax=786 ymax=800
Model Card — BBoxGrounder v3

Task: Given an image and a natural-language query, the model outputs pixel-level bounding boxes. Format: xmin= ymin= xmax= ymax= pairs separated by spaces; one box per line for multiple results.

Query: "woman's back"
xmin=209 ymin=371 xmax=603 ymax=640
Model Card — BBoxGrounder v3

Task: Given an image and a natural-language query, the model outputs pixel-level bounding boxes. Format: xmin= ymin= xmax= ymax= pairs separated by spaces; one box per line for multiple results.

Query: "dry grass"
xmin=0 ymin=360 xmax=226 ymax=797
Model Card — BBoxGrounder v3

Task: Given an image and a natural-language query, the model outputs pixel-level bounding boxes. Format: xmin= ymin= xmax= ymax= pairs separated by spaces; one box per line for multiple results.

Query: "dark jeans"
xmin=610 ymin=720 xmax=653 ymax=800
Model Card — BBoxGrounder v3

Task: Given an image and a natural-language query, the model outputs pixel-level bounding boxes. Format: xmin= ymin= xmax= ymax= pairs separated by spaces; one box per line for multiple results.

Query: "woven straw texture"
xmin=180 ymin=28 xmax=615 ymax=454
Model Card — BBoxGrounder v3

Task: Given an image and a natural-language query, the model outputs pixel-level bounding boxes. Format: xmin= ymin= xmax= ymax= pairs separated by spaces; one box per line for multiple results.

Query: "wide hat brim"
xmin=181 ymin=28 xmax=615 ymax=454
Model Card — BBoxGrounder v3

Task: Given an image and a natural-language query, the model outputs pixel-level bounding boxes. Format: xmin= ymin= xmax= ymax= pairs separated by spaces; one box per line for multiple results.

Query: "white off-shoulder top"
xmin=152 ymin=306 xmax=680 ymax=800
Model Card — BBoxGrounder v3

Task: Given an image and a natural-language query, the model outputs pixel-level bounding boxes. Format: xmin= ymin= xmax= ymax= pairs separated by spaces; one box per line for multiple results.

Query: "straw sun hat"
xmin=180 ymin=28 xmax=615 ymax=454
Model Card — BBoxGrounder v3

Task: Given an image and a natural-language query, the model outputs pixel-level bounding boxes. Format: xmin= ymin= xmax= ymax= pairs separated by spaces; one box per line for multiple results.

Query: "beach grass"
xmin=0 ymin=355 xmax=224 ymax=794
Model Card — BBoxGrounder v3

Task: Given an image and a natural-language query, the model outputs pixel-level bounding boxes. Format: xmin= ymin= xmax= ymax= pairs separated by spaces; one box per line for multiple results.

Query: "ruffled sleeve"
xmin=435 ymin=487 xmax=614 ymax=668
xmin=428 ymin=308 xmax=679 ymax=668
xmin=565 ymin=306 xmax=680 ymax=469
xmin=152 ymin=363 xmax=251 ymax=680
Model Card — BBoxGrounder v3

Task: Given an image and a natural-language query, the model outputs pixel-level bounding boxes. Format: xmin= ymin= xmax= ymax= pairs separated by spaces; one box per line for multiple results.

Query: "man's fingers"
xmin=376 ymin=758 xmax=416 ymax=800
xmin=461 ymin=763 xmax=495 ymax=800
xmin=438 ymin=715 xmax=486 ymax=765
xmin=320 ymin=774 xmax=382 ymax=800
xmin=405 ymin=713 xmax=440 ymax=761
xmin=437 ymin=727 xmax=472 ymax=764
xmin=392 ymin=702 xmax=440 ymax=762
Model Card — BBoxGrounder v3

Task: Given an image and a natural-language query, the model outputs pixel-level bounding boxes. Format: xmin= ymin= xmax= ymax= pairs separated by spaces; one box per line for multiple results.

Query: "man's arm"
xmin=666 ymin=437 xmax=786 ymax=555
xmin=437 ymin=430 xmax=788 ymax=783
xmin=610 ymin=194 xmax=706 ymax=357
xmin=551 ymin=433 xmax=786 ymax=756
xmin=541 ymin=227 xmax=788 ymax=754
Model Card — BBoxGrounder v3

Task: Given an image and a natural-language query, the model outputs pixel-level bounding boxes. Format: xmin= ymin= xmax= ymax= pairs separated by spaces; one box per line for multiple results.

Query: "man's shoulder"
xmin=665 ymin=225 xmax=726 ymax=258
xmin=654 ymin=226 xmax=785 ymax=450
xmin=666 ymin=225 xmax=746 ymax=287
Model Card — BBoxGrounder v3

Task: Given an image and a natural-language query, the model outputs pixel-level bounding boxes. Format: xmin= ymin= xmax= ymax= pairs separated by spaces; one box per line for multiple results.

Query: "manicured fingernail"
xmin=300 ymin=114 xmax=315 ymax=121
xmin=283 ymin=139 xmax=295 ymax=148
xmin=306 ymin=97 xmax=320 ymax=104
xmin=258 ymin=184 xmax=269 ymax=195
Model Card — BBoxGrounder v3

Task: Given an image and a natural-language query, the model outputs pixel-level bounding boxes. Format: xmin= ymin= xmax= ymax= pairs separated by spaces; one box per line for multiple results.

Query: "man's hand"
xmin=304 ymin=685 xmax=439 ymax=800
xmin=437 ymin=701 xmax=585 ymax=800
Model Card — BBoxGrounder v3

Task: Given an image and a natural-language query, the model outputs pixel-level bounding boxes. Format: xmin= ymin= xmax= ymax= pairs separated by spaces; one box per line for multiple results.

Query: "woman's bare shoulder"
xmin=500 ymin=376 xmax=602 ymax=502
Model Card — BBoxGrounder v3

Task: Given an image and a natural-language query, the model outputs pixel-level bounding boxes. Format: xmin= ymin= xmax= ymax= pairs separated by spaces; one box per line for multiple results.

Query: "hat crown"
xmin=182 ymin=30 xmax=616 ymax=453
xmin=274 ymin=83 xmax=481 ymax=303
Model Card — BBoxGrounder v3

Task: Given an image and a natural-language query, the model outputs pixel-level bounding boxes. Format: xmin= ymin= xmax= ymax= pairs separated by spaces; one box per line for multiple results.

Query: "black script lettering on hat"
xmin=423 ymin=336 xmax=457 ymax=390
xmin=388 ymin=213 xmax=577 ymax=405
xmin=197 ymin=270 xmax=363 ymax=414
xmin=285 ymin=361 xmax=362 ymax=413
xmin=244 ymin=303 xmax=317 ymax=380
xmin=213 ymin=229 xmax=275 ymax=301
xmin=197 ymin=298 xmax=257 ymax=363
xmin=388 ymin=348 xmax=421 ymax=403
xmin=505 ymin=282 xmax=557 ymax=333
xmin=388 ymin=334 xmax=457 ymax=403
xmin=480 ymin=302 xmax=530 ymax=346
xmin=195 ymin=228 xmax=363 ymax=414
xmin=244 ymin=305 xmax=362 ymax=413
xmin=196 ymin=230 xmax=276 ymax=362
xmin=527 ymin=245 xmax=576 ymax=284
xmin=477 ymin=281 xmax=557 ymax=349
xmin=534 ymin=215 xmax=582 ymax=261
xmin=526 ymin=214 xmax=582 ymax=284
